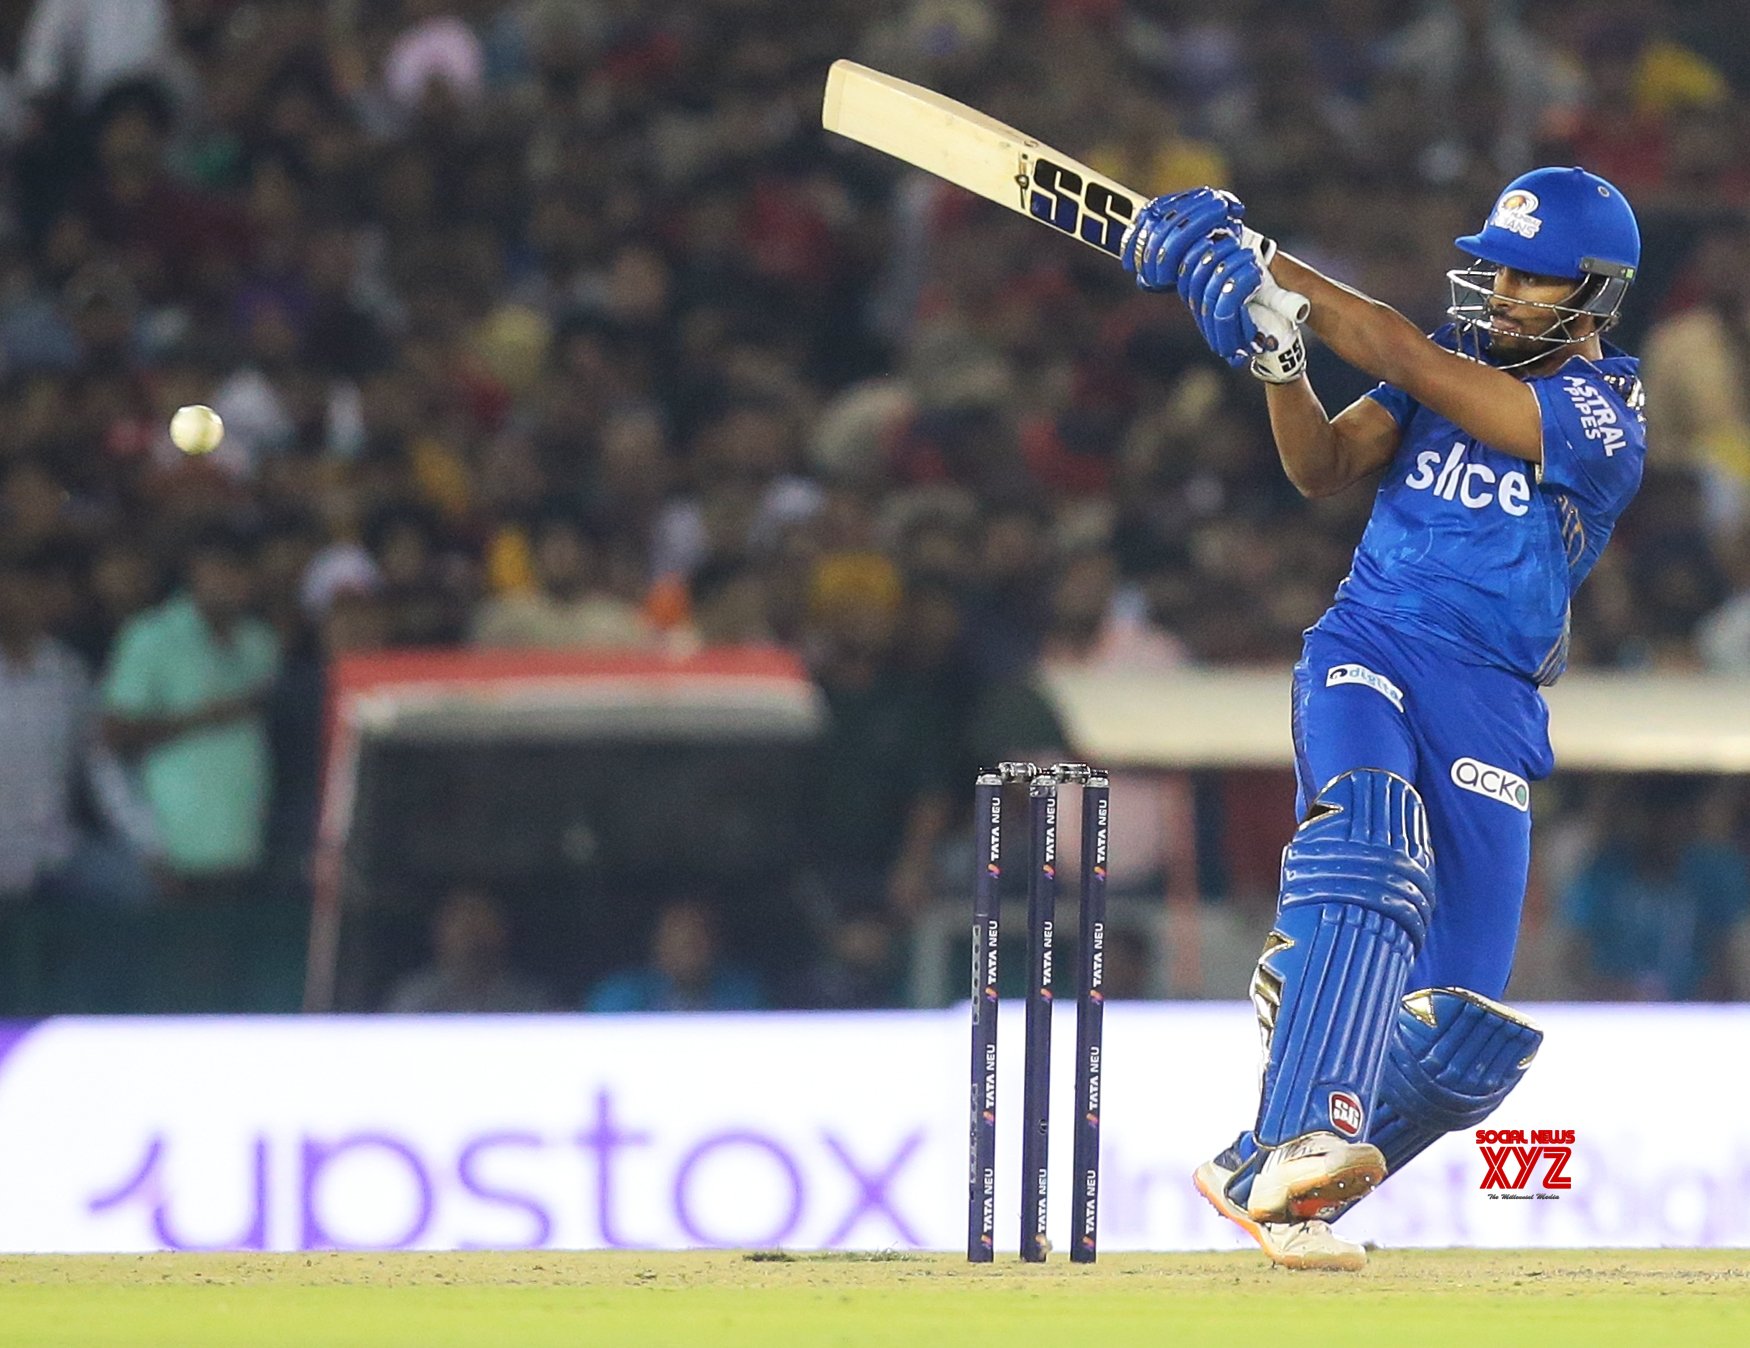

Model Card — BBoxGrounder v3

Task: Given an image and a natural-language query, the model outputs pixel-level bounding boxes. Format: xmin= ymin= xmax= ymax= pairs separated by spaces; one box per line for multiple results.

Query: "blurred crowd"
xmin=3 ymin=0 xmax=1750 ymax=1012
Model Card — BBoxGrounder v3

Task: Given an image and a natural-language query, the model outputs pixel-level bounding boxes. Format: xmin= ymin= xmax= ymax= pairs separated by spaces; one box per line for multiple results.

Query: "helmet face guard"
xmin=1445 ymin=259 xmax=1633 ymax=369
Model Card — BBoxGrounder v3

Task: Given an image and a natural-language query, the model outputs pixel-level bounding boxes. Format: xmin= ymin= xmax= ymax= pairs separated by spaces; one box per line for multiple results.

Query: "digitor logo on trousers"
xmin=1450 ymin=757 xmax=1530 ymax=811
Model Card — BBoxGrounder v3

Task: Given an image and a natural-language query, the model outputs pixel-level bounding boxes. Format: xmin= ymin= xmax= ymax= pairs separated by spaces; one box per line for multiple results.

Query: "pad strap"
xmin=1368 ymin=986 xmax=1544 ymax=1174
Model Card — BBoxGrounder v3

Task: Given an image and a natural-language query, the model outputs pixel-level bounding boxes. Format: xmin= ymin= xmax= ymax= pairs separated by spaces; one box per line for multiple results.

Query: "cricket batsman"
xmin=1118 ymin=167 xmax=1646 ymax=1270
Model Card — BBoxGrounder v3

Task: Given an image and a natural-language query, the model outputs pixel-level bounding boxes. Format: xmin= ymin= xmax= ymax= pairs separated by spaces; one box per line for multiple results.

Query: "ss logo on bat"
xmin=1025 ymin=157 xmax=1134 ymax=256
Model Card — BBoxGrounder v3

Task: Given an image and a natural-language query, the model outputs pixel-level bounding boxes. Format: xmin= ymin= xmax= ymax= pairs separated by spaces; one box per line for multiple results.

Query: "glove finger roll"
xmin=1179 ymin=232 xmax=1240 ymax=308
xmin=1208 ymin=258 xmax=1264 ymax=363
xmin=1155 ymin=201 xmax=1236 ymax=286
xmin=1124 ymin=188 xmax=1205 ymax=274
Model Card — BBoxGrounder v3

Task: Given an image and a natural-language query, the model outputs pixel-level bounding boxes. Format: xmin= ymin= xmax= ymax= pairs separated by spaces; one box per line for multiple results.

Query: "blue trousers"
xmin=1289 ymin=608 xmax=1555 ymax=999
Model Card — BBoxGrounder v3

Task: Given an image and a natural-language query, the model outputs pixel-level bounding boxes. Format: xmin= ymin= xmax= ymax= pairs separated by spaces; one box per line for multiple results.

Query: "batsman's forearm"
xmin=1268 ymin=252 xmax=1426 ymax=388
xmin=1263 ymin=378 xmax=1346 ymax=499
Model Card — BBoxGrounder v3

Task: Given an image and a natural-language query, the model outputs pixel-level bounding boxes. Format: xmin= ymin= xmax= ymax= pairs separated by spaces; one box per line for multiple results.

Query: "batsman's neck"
xmin=1516 ymin=332 xmax=1604 ymax=379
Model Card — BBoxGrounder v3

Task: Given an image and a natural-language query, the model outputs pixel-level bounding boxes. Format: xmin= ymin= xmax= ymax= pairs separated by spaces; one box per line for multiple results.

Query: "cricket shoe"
xmin=1193 ymin=1150 xmax=1367 ymax=1273
xmin=1246 ymin=1130 xmax=1385 ymax=1224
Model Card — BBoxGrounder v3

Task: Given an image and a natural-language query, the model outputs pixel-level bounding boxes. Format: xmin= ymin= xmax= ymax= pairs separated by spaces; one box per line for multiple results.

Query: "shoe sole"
xmin=1246 ymin=1144 xmax=1386 ymax=1223
xmin=1192 ymin=1163 xmax=1366 ymax=1272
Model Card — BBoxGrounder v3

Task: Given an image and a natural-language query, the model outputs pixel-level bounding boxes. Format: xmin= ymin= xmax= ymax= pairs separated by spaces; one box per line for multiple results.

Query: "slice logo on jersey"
xmin=1561 ymin=376 xmax=1628 ymax=456
xmin=1451 ymin=757 xmax=1530 ymax=811
xmin=1489 ymin=189 xmax=1543 ymax=239
xmin=1404 ymin=441 xmax=1534 ymax=516
xmin=1328 ymin=1091 xmax=1364 ymax=1138
xmin=1325 ymin=663 xmax=1405 ymax=711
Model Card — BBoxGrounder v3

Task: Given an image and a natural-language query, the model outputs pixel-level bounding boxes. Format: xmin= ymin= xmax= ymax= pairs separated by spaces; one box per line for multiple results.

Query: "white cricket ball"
xmin=170 ymin=404 xmax=225 ymax=455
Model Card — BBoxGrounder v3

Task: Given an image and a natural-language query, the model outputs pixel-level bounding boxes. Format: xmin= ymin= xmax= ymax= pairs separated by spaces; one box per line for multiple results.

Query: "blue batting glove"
xmin=1120 ymin=188 xmax=1245 ymax=292
xmin=1182 ymin=232 xmax=1261 ymax=365
xmin=1178 ymin=230 xmax=1234 ymax=307
xmin=1206 ymin=254 xmax=1265 ymax=365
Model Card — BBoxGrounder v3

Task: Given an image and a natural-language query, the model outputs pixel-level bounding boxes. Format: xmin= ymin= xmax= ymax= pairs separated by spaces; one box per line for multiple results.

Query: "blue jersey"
xmin=1323 ymin=327 xmax=1646 ymax=684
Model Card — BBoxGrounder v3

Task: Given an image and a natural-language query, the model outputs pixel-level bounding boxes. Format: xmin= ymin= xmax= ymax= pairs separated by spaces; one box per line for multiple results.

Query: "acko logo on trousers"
xmin=1450 ymin=758 xmax=1529 ymax=811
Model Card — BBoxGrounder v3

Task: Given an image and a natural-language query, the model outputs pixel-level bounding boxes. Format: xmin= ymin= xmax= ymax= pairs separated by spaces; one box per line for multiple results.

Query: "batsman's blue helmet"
xmin=1448 ymin=167 xmax=1639 ymax=355
xmin=1456 ymin=166 xmax=1640 ymax=293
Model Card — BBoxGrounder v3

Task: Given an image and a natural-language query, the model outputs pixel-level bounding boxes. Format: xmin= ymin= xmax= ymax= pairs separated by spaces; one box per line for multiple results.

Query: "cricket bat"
xmin=821 ymin=60 xmax=1308 ymax=346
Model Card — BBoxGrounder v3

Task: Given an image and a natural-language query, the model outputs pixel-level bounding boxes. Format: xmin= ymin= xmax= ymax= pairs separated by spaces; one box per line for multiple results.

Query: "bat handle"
xmin=1248 ymin=276 xmax=1310 ymax=354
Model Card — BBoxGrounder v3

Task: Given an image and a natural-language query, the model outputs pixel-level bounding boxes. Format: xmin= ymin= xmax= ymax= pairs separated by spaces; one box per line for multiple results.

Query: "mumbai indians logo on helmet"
xmin=1490 ymin=189 xmax=1543 ymax=240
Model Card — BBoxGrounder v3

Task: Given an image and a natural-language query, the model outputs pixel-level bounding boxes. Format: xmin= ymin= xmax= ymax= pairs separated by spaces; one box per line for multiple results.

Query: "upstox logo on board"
xmin=1450 ymin=758 xmax=1530 ymax=811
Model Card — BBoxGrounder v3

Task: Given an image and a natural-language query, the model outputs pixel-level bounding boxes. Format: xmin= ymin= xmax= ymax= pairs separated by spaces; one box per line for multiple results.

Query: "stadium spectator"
xmin=102 ymin=525 xmax=279 ymax=894
xmin=66 ymin=533 xmax=161 ymax=669
xmin=1561 ymin=782 xmax=1750 ymax=1000
xmin=1040 ymin=546 xmax=1184 ymax=673
xmin=16 ymin=0 xmax=175 ymax=110
xmin=386 ymin=886 xmax=551 ymax=1013
xmin=1641 ymin=217 xmax=1750 ymax=536
xmin=958 ymin=502 xmax=1058 ymax=683
xmin=472 ymin=502 xmax=652 ymax=650
xmin=1696 ymin=529 xmax=1750 ymax=672
xmin=683 ymin=556 xmax=775 ymax=647
xmin=1380 ymin=0 xmax=1579 ymax=181
xmin=0 ymin=547 xmax=155 ymax=908
xmin=806 ymin=549 xmax=956 ymax=915
xmin=1088 ymin=87 xmax=1229 ymax=200
xmin=1038 ymin=546 xmax=1181 ymax=893
xmin=786 ymin=912 xmax=906 ymax=1010
xmin=363 ymin=503 xmax=472 ymax=647
xmin=585 ymin=897 xmax=762 ymax=1013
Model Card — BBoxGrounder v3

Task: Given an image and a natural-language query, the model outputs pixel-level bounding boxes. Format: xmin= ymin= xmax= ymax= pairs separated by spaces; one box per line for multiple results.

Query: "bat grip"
xmin=1247 ymin=276 xmax=1310 ymax=353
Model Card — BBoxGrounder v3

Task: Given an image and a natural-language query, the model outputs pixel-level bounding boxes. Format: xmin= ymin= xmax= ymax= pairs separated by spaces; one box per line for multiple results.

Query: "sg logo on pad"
xmin=1328 ymin=1091 xmax=1364 ymax=1138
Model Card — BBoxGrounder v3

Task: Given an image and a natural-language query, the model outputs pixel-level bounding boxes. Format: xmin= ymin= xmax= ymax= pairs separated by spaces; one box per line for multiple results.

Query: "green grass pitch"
xmin=2 ymin=1249 xmax=1746 ymax=1347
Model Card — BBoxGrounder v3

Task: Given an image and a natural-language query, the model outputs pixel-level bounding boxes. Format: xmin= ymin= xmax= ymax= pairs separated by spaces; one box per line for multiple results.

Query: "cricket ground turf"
xmin=1 ymin=1249 xmax=1745 ymax=1347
